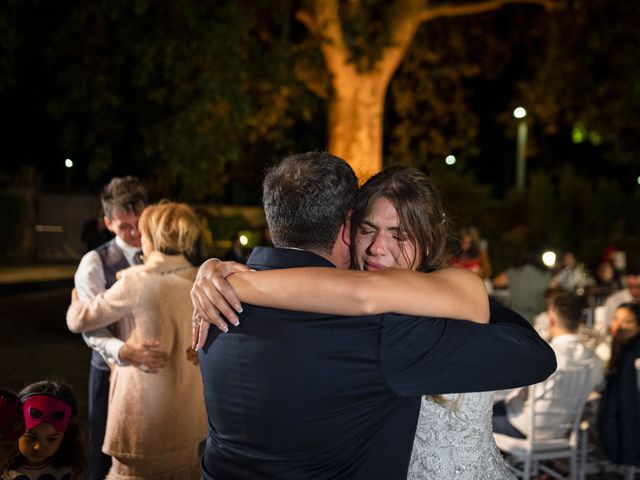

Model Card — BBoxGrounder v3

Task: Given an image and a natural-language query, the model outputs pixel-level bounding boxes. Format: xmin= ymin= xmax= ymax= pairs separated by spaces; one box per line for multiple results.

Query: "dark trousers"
xmin=492 ymin=400 xmax=527 ymax=439
xmin=88 ymin=365 xmax=112 ymax=480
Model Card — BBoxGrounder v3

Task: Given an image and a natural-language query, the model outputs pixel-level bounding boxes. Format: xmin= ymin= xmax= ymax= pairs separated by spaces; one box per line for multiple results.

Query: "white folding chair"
xmin=494 ymin=363 xmax=595 ymax=480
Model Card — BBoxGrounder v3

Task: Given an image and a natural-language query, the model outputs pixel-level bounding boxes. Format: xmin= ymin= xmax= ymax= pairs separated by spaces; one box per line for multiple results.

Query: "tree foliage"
xmin=519 ymin=0 xmax=640 ymax=165
xmin=42 ymin=0 xmax=321 ymax=200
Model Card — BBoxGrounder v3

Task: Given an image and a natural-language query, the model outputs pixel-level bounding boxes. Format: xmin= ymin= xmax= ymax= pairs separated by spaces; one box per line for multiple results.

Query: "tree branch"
xmin=419 ymin=0 xmax=562 ymax=22
xmin=377 ymin=0 xmax=430 ymax=85
xmin=297 ymin=0 xmax=353 ymax=79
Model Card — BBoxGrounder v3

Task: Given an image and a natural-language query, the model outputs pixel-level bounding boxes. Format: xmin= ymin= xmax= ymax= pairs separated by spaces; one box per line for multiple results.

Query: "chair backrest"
xmin=527 ymin=361 xmax=595 ymax=444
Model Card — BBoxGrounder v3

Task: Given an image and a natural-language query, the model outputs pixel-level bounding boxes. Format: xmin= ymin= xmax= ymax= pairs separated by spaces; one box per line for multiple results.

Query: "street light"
xmin=542 ymin=251 xmax=557 ymax=268
xmin=513 ymin=107 xmax=527 ymax=191
xmin=65 ymin=158 xmax=73 ymax=189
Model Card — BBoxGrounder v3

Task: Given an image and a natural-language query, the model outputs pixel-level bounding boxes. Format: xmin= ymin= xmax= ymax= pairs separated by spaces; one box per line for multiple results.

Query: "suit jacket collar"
xmin=248 ymin=247 xmax=336 ymax=270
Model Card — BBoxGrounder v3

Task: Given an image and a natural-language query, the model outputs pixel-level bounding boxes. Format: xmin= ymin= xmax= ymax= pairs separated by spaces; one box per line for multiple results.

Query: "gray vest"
xmin=89 ymin=239 xmax=135 ymax=370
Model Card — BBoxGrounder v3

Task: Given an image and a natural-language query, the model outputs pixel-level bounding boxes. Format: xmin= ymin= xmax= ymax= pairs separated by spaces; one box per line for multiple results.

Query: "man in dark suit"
xmin=195 ymin=151 xmax=556 ymax=479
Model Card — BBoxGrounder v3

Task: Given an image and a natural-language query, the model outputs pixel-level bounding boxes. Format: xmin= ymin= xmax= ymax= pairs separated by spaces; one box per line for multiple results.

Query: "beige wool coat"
xmin=67 ymin=251 xmax=207 ymax=463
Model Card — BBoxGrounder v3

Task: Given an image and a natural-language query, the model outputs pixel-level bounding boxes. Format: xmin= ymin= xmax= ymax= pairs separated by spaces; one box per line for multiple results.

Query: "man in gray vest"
xmin=73 ymin=176 xmax=168 ymax=480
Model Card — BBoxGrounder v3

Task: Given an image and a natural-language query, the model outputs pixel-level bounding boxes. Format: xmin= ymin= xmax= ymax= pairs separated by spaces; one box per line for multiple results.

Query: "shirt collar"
xmin=115 ymin=236 xmax=141 ymax=265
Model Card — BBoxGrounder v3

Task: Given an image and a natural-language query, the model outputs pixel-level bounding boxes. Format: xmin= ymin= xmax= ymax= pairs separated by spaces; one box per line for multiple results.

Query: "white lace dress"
xmin=407 ymin=392 xmax=516 ymax=479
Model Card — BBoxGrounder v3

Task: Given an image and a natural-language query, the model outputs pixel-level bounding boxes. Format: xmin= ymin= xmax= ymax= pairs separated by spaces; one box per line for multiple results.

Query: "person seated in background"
xmin=591 ymin=260 xmax=623 ymax=306
xmin=493 ymin=291 xmax=603 ymax=438
xmin=600 ymin=265 xmax=640 ymax=337
xmin=596 ymin=302 xmax=640 ymax=468
xmin=551 ymin=250 xmax=594 ymax=293
xmin=492 ymin=246 xmax=552 ymax=324
xmin=530 ymin=287 xmax=568 ymax=341
xmin=452 ymin=226 xmax=492 ymax=280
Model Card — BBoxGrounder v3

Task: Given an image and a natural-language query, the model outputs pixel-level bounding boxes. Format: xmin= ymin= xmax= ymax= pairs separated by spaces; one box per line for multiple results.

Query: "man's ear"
xmin=341 ymin=212 xmax=352 ymax=246
xmin=103 ymin=215 xmax=115 ymax=234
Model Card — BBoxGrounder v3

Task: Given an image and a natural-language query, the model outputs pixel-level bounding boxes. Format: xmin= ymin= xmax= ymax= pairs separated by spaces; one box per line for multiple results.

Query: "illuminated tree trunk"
xmin=299 ymin=0 xmax=559 ymax=179
xmin=329 ymin=74 xmax=387 ymax=182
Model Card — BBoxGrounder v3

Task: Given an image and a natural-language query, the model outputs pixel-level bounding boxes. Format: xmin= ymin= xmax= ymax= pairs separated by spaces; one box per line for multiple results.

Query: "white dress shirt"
xmin=505 ymin=333 xmax=604 ymax=437
xmin=74 ymin=236 xmax=140 ymax=365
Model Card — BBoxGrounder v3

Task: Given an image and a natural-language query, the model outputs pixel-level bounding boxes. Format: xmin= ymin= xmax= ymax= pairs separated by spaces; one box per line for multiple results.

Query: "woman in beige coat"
xmin=67 ymin=202 xmax=206 ymax=480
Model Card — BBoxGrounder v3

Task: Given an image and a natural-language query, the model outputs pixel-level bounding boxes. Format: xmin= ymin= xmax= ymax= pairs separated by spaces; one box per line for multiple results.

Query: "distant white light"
xmin=542 ymin=251 xmax=557 ymax=268
xmin=637 ymin=176 xmax=640 ymax=185
xmin=445 ymin=155 xmax=456 ymax=166
xmin=239 ymin=235 xmax=249 ymax=246
xmin=65 ymin=158 xmax=73 ymax=168
xmin=513 ymin=107 xmax=527 ymax=119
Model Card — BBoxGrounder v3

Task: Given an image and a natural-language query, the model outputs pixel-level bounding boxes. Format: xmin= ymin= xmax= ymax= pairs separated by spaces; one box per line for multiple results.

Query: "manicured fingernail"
xmin=233 ymin=320 xmax=240 ymax=327
xmin=235 ymin=304 xmax=243 ymax=313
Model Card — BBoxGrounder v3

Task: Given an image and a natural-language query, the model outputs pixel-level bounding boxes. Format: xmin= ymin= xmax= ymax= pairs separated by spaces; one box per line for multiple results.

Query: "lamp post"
xmin=513 ymin=107 xmax=527 ymax=191
xmin=65 ymin=158 xmax=73 ymax=190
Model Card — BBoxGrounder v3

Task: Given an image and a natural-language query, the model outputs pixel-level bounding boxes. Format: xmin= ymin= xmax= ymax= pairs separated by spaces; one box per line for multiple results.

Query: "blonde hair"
xmin=139 ymin=201 xmax=200 ymax=255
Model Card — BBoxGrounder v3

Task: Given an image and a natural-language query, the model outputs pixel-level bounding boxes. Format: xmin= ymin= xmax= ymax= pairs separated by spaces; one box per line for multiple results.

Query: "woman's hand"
xmin=119 ymin=340 xmax=168 ymax=373
xmin=186 ymin=346 xmax=199 ymax=366
xmin=190 ymin=259 xmax=249 ymax=335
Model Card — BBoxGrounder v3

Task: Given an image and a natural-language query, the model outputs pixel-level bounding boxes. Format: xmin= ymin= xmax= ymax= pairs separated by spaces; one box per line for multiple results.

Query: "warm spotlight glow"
xmin=513 ymin=107 xmax=527 ymax=119
xmin=445 ymin=155 xmax=456 ymax=166
xmin=65 ymin=158 xmax=73 ymax=168
xmin=542 ymin=251 xmax=557 ymax=268
xmin=239 ymin=235 xmax=249 ymax=246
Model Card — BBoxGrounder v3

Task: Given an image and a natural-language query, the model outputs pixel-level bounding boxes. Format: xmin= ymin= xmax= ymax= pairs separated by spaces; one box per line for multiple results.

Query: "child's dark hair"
xmin=10 ymin=380 xmax=85 ymax=474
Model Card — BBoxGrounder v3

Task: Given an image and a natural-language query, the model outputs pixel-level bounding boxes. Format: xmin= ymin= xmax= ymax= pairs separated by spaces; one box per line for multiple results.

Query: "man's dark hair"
xmin=262 ymin=151 xmax=358 ymax=254
xmin=100 ymin=176 xmax=148 ymax=219
xmin=550 ymin=292 xmax=585 ymax=332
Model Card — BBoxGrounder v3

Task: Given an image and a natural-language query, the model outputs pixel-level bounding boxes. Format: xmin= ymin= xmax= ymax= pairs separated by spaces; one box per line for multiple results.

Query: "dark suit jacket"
xmin=199 ymin=247 xmax=557 ymax=479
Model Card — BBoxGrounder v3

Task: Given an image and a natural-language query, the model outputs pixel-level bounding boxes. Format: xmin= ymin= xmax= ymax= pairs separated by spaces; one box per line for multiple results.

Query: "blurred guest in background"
xmin=591 ymin=260 xmax=623 ymax=306
xmin=493 ymin=246 xmax=552 ymax=324
xmin=551 ymin=250 xmax=594 ymax=293
xmin=596 ymin=302 xmax=640 ymax=468
xmin=452 ymin=226 xmax=492 ymax=280
xmin=601 ymin=265 xmax=640 ymax=334
xmin=493 ymin=291 xmax=603 ymax=439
